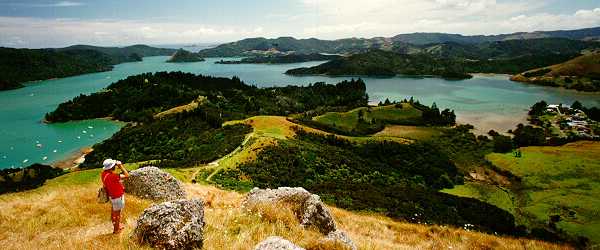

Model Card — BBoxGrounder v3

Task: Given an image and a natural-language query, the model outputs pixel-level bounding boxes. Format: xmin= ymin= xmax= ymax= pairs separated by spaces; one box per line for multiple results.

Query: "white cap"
xmin=102 ymin=158 xmax=117 ymax=170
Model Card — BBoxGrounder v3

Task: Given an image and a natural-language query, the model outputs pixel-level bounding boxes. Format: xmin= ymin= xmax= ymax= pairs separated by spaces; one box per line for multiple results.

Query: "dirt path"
xmin=192 ymin=132 xmax=254 ymax=182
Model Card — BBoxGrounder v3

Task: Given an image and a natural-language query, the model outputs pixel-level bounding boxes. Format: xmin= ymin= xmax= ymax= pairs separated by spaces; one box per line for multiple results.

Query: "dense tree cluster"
xmin=418 ymin=102 xmax=456 ymax=126
xmin=82 ymin=109 xmax=251 ymax=169
xmin=0 ymin=164 xmax=64 ymax=194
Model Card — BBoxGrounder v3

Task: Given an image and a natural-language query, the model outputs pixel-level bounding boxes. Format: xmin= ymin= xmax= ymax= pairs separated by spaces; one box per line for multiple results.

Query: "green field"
xmin=486 ymin=141 xmax=600 ymax=242
xmin=312 ymin=103 xmax=422 ymax=132
xmin=374 ymin=125 xmax=444 ymax=140
xmin=442 ymin=182 xmax=516 ymax=215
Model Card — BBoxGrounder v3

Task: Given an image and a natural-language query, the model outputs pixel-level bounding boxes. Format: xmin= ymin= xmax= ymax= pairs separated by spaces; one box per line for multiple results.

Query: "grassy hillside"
xmin=310 ymin=104 xmax=424 ymax=135
xmin=482 ymin=141 xmax=600 ymax=243
xmin=511 ymin=52 xmax=600 ymax=92
xmin=0 ymin=165 xmax=571 ymax=249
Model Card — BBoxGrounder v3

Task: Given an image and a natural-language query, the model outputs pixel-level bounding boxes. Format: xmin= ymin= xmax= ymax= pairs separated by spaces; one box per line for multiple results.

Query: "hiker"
xmin=101 ymin=158 xmax=129 ymax=234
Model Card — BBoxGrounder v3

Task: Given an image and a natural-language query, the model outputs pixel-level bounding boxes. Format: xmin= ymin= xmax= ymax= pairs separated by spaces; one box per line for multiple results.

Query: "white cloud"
xmin=297 ymin=0 xmax=599 ymax=38
xmin=0 ymin=17 xmax=270 ymax=48
xmin=2 ymin=1 xmax=85 ymax=8
xmin=53 ymin=1 xmax=84 ymax=7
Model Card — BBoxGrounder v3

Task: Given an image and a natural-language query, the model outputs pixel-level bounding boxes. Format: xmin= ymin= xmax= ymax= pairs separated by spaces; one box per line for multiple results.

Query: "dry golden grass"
xmin=0 ymin=170 xmax=574 ymax=250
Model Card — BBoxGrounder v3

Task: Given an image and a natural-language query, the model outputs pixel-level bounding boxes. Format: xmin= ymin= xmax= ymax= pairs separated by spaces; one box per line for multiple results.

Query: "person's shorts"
xmin=110 ymin=196 xmax=125 ymax=211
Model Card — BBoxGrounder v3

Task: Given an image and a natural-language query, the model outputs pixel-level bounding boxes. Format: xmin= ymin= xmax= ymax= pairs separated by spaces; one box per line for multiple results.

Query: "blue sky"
xmin=0 ymin=0 xmax=599 ymax=48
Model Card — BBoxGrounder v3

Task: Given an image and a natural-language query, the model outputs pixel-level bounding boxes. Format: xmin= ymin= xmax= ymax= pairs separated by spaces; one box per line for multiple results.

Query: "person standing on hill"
xmin=101 ymin=159 xmax=129 ymax=234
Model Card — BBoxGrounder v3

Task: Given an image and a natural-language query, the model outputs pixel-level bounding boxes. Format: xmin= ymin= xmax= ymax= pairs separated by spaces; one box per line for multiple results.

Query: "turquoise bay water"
xmin=1 ymin=56 xmax=599 ymax=169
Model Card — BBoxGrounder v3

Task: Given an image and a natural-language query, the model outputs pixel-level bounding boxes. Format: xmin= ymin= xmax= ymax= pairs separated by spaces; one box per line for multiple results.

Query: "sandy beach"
xmin=52 ymin=147 xmax=93 ymax=169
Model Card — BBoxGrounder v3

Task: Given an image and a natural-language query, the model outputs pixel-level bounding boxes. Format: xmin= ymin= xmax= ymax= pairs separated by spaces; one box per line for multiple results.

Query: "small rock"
xmin=322 ymin=230 xmax=357 ymax=250
xmin=124 ymin=166 xmax=186 ymax=201
xmin=254 ymin=236 xmax=305 ymax=250
xmin=243 ymin=187 xmax=336 ymax=234
xmin=133 ymin=199 xmax=205 ymax=250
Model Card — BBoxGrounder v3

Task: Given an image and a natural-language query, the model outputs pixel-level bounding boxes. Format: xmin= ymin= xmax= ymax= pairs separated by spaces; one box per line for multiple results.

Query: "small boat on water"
xmin=22 ymin=159 xmax=29 ymax=163
xmin=36 ymin=143 xmax=43 ymax=148
xmin=42 ymin=156 xmax=48 ymax=160
xmin=53 ymin=149 xmax=58 ymax=153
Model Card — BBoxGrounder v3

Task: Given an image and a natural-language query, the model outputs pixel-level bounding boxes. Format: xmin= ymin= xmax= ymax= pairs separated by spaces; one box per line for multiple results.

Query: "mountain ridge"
xmin=198 ymin=27 xmax=600 ymax=57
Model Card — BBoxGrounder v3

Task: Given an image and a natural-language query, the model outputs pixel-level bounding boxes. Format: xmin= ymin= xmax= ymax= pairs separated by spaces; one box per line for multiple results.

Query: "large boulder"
xmin=124 ymin=166 xmax=186 ymax=201
xmin=254 ymin=236 xmax=305 ymax=250
xmin=242 ymin=187 xmax=337 ymax=234
xmin=133 ymin=199 xmax=205 ymax=250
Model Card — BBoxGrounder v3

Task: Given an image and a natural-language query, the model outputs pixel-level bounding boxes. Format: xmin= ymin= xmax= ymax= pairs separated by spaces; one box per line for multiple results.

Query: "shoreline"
xmin=51 ymin=147 xmax=93 ymax=170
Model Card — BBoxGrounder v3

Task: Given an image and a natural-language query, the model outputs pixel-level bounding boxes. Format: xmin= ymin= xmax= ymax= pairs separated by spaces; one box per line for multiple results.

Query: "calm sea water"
xmin=1 ymin=56 xmax=599 ymax=169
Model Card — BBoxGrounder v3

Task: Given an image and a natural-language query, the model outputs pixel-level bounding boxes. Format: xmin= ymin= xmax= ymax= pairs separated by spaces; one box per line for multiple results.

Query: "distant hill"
xmin=285 ymin=44 xmax=592 ymax=79
xmin=511 ymin=52 xmax=600 ymax=92
xmin=58 ymin=44 xmax=176 ymax=64
xmin=0 ymin=47 xmax=114 ymax=90
xmin=0 ymin=45 xmax=176 ymax=91
xmin=198 ymin=27 xmax=600 ymax=57
xmin=197 ymin=36 xmax=389 ymax=57
xmin=166 ymin=49 xmax=205 ymax=63
xmin=391 ymin=27 xmax=600 ymax=45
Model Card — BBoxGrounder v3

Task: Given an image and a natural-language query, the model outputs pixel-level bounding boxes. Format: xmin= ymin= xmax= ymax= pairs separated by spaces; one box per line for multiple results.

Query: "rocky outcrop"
xmin=123 ymin=166 xmax=186 ymax=201
xmin=322 ymin=230 xmax=357 ymax=250
xmin=242 ymin=187 xmax=336 ymax=234
xmin=133 ymin=199 xmax=205 ymax=250
xmin=254 ymin=236 xmax=305 ymax=250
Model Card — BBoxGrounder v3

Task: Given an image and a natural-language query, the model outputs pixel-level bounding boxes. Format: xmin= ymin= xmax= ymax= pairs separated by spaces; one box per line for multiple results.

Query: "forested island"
xmin=215 ymin=53 xmax=340 ymax=64
xmin=166 ymin=49 xmax=205 ymax=63
xmin=285 ymin=50 xmax=474 ymax=79
xmin=0 ymin=45 xmax=175 ymax=91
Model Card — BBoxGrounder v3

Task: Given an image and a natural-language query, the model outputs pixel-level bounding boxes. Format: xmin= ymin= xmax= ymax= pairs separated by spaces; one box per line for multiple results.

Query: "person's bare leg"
xmin=112 ymin=210 xmax=123 ymax=234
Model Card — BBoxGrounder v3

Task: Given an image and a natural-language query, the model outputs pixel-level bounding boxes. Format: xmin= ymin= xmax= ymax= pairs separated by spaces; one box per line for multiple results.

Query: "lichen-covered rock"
xmin=254 ymin=236 xmax=305 ymax=250
xmin=242 ymin=187 xmax=337 ymax=234
xmin=133 ymin=199 xmax=205 ymax=250
xmin=322 ymin=230 xmax=357 ymax=250
xmin=123 ymin=166 xmax=186 ymax=201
